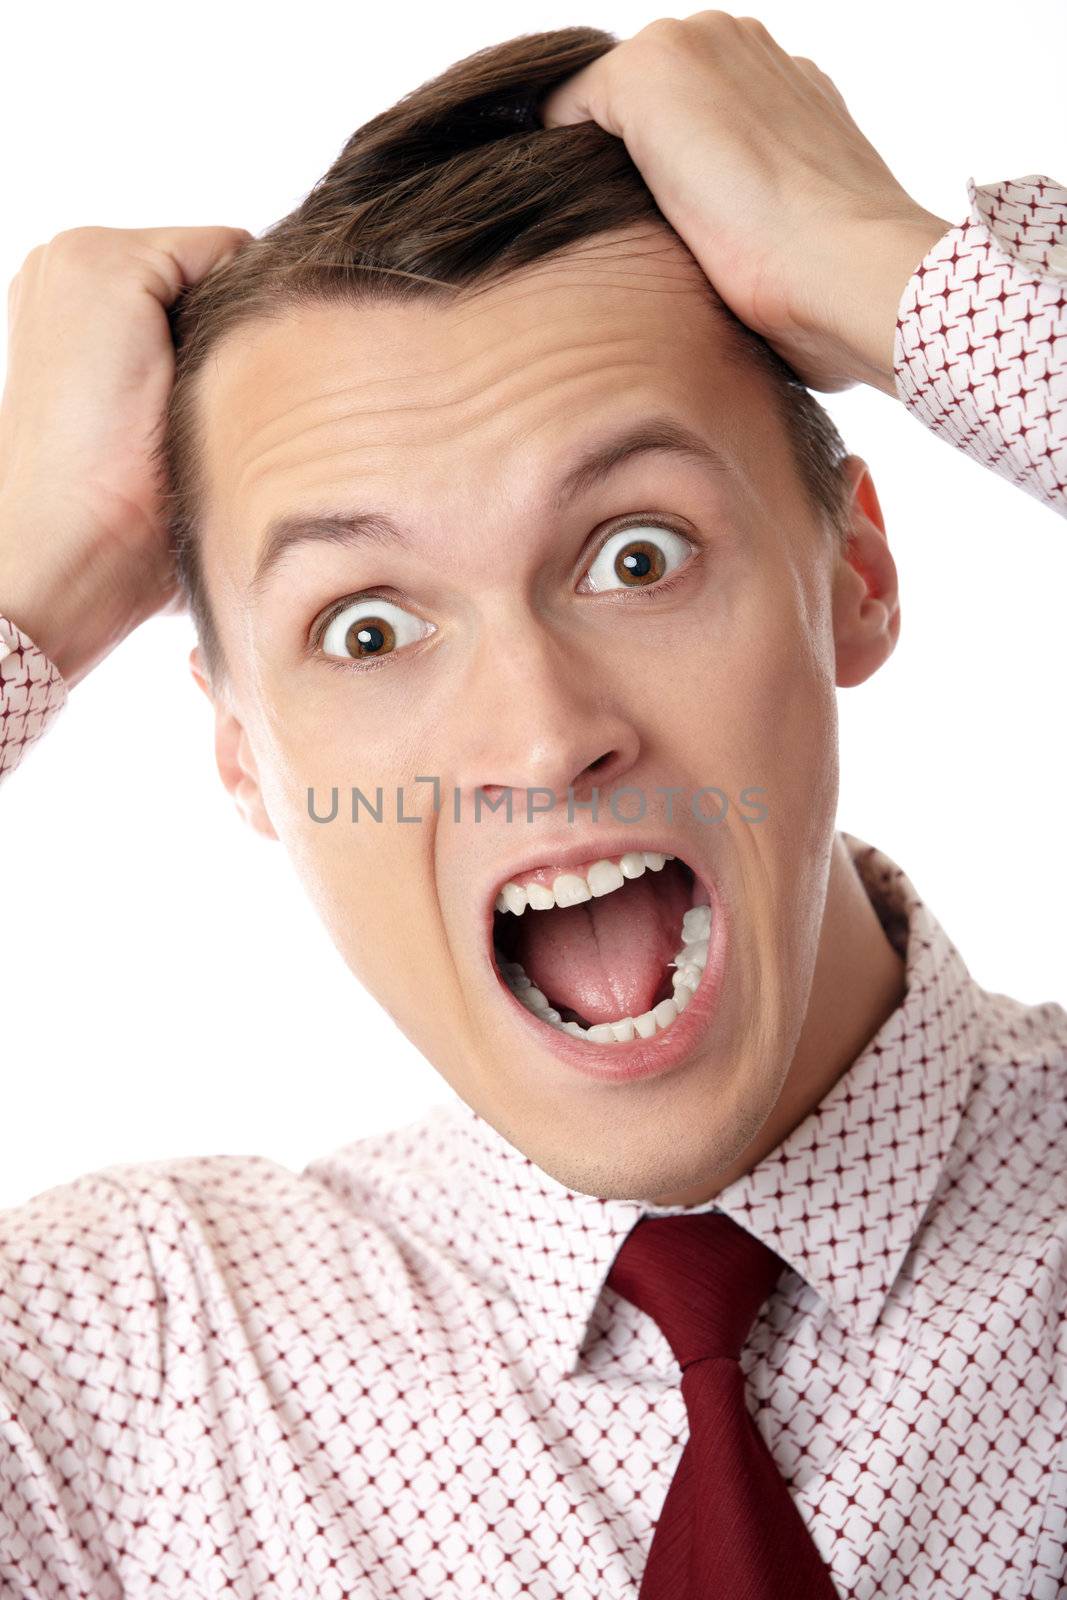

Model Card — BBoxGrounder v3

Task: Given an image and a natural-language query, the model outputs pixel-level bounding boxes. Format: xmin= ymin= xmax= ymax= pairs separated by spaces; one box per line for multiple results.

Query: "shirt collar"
xmin=443 ymin=831 xmax=985 ymax=1377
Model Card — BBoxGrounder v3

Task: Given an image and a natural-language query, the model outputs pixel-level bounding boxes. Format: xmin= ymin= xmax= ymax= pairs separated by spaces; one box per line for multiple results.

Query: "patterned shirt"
xmin=1 ymin=175 xmax=1065 ymax=1600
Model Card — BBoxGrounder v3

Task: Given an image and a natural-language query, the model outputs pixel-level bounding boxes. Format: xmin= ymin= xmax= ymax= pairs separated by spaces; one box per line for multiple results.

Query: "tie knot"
xmin=606 ymin=1211 xmax=785 ymax=1370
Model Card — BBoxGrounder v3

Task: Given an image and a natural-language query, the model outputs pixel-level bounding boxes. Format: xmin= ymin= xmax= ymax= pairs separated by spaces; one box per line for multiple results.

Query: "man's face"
xmin=193 ymin=226 xmax=854 ymax=1204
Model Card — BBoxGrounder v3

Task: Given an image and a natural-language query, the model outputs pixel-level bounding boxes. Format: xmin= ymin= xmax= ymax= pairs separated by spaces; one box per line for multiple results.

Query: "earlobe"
xmin=227 ymin=723 xmax=280 ymax=841
xmin=189 ymin=644 xmax=213 ymax=702
xmin=187 ymin=645 xmax=279 ymax=841
xmin=832 ymin=457 xmax=901 ymax=690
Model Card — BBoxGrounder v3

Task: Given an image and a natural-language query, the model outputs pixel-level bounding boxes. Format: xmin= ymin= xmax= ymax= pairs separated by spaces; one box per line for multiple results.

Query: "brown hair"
xmin=157 ymin=25 xmax=850 ymax=688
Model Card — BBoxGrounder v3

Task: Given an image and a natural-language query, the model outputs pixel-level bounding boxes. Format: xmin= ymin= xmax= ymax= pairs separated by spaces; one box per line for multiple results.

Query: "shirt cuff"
xmin=893 ymin=174 xmax=1067 ymax=518
xmin=0 ymin=613 xmax=70 ymax=782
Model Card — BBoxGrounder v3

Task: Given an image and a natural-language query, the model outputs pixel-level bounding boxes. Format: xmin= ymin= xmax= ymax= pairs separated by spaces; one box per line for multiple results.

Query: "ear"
xmin=188 ymin=645 xmax=279 ymax=841
xmin=831 ymin=456 xmax=901 ymax=689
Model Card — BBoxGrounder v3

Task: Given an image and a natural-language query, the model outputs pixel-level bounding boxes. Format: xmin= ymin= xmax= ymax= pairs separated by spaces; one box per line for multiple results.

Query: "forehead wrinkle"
xmin=245 ymin=392 xmax=743 ymax=609
xmin=213 ymin=254 xmax=721 ymax=484
xmin=229 ymin=327 xmax=659 ymax=465
xmin=226 ymin=340 xmax=672 ymax=512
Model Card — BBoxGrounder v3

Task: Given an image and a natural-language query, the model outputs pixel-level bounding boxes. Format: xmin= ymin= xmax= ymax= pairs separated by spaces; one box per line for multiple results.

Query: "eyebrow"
xmin=248 ymin=413 xmax=733 ymax=598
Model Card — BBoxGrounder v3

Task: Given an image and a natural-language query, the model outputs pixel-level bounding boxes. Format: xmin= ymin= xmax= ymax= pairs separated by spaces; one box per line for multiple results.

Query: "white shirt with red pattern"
xmin=1 ymin=176 xmax=1065 ymax=1600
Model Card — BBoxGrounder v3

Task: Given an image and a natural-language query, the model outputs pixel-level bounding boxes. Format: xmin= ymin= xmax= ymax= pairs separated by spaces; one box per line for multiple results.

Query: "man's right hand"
xmin=0 ymin=224 xmax=252 ymax=688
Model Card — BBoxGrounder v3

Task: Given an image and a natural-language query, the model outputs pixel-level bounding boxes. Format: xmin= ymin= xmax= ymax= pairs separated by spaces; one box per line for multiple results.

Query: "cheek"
xmin=258 ymin=662 xmax=461 ymax=807
xmin=246 ymin=698 xmax=430 ymax=967
xmin=653 ymin=582 xmax=837 ymax=792
xmin=666 ymin=572 xmax=840 ymax=976
xmin=247 ymin=671 xmax=469 ymax=1007
xmin=254 ymin=671 xmax=421 ymax=838
xmin=281 ymin=805 xmax=446 ymax=997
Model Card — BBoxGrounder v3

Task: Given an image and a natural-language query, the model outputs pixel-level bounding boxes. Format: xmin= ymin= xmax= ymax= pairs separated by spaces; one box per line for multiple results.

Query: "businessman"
xmin=0 ymin=15 xmax=1064 ymax=1599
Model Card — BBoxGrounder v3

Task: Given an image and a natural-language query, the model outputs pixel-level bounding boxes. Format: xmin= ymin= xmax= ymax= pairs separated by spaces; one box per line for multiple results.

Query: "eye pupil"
xmin=346 ymin=617 xmax=395 ymax=657
xmin=615 ymin=539 xmax=665 ymax=586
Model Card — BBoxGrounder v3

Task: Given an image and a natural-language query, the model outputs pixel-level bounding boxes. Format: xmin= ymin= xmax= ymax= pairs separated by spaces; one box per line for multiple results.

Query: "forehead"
xmin=193 ymin=228 xmax=786 ymax=607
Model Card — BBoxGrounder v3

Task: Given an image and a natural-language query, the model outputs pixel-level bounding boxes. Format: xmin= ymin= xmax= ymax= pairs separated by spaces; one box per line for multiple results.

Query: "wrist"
xmin=0 ymin=495 xmax=143 ymax=688
xmin=827 ymin=210 xmax=953 ymax=395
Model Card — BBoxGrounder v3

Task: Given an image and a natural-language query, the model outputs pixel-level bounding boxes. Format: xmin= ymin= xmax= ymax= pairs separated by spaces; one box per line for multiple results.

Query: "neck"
xmin=656 ymin=833 xmax=907 ymax=1204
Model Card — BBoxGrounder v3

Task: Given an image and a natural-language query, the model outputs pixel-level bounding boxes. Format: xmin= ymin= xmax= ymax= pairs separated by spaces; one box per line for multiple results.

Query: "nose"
xmin=457 ymin=613 xmax=640 ymax=816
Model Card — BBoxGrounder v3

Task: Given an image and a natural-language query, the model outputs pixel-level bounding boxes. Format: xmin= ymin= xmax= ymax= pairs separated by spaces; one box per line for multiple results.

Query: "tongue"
xmin=511 ymin=864 xmax=691 ymax=1025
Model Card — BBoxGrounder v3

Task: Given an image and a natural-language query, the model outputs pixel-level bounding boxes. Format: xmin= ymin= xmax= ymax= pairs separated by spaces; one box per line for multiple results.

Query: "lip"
xmin=481 ymin=840 xmax=727 ymax=1085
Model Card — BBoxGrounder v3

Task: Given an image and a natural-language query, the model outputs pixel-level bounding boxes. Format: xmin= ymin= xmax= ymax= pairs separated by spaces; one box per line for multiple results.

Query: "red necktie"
xmin=607 ymin=1211 xmax=840 ymax=1599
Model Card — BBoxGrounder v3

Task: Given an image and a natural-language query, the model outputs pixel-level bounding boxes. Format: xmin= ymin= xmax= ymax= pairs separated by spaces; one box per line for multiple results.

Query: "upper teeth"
xmin=494 ymin=850 xmax=672 ymax=915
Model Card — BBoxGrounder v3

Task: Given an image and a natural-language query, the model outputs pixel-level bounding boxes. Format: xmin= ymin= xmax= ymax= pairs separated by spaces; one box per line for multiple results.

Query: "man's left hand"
xmin=539 ymin=11 xmax=951 ymax=395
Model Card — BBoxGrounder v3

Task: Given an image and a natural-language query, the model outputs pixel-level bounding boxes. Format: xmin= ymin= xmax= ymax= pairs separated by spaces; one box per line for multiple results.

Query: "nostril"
xmin=555 ymin=750 xmax=625 ymax=813
xmin=478 ymin=784 xmax=511 ymax=807
xmin=573 ymin=747 xmax=629 ymax=795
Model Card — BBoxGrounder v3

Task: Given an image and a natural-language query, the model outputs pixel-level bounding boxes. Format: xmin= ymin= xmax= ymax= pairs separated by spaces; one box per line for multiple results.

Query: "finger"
xmin=135 ymin=225 xmax=257 ymax=296
xmin=34 ymin=224 xmax=256 ymax=307
xmin=538 ymin=85 xmax=585 ymax=128
xmin=539 ymin=56 xmax=627 ymax=137
xmin=538 ymin=62 xmax=598 ymax=130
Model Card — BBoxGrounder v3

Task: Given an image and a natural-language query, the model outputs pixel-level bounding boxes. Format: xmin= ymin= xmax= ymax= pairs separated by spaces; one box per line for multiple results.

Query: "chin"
xmin=471 ymin=1028 xmax=783 ymax=1207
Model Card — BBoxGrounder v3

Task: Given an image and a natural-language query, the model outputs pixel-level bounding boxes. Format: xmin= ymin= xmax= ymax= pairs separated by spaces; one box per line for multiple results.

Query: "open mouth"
xmin=491 ymin=851 xmax=712 ymax=1044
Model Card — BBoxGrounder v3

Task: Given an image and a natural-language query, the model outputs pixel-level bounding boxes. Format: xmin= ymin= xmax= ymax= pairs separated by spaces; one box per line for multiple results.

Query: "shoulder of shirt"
xmin=955 ymin=989 xmax=1067 ymax=1324
xmin=0 ymin=1102 xmax=463 ymax=1264
xmin=0 ymin=1153 xmax=298 ymax=1297
xmin=973 ymin=981 xmax=1067 ymax=1070
xmin=968 ymin=983 xmax=1067 ymax=1142
xmin=0 ymin=1151 xmax=331 ymax=1255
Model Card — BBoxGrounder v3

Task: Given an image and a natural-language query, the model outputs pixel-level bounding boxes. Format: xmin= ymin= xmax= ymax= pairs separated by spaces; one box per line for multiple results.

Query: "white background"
xmin=1 ymin=0 xmax=1064 ymax=1209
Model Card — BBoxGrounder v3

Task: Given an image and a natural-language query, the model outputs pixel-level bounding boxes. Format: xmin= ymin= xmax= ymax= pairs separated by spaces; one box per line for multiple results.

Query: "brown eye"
xmin=346 ymin=616 xmax=395 ymax=657
xmin=319 ymin=598 xmax=435 ymax=663
xmin=614 ymin=539 xmax=666 ymax=586
xmin=580 ymin=523 xmax=694 ymax=594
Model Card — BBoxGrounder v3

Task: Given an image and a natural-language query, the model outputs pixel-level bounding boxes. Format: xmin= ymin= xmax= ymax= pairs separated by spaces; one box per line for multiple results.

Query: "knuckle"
xmin=633 ymin=13 xmax=701 ymax=68
xmin=19 ymin=239 xmax=49 ymax=266
xmin=636 ymin=15 xmax=689 ymax=48
xmin=688 ymin=10 xmax=742 ymax=32
xmin=48 ymin=225 xmax=108 ymax=257
xmin=636 ymin=11 xmax=749 ymax=67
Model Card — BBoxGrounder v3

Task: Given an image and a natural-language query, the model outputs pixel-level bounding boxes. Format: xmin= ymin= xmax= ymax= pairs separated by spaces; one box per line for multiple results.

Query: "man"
xmin=0 ymin=14 xmax=1064 ymax=1600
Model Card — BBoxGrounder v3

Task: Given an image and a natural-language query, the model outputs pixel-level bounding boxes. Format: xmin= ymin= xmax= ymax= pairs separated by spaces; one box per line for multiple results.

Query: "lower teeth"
xmin=497 ymin=902 xmax=711 ymax=1044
